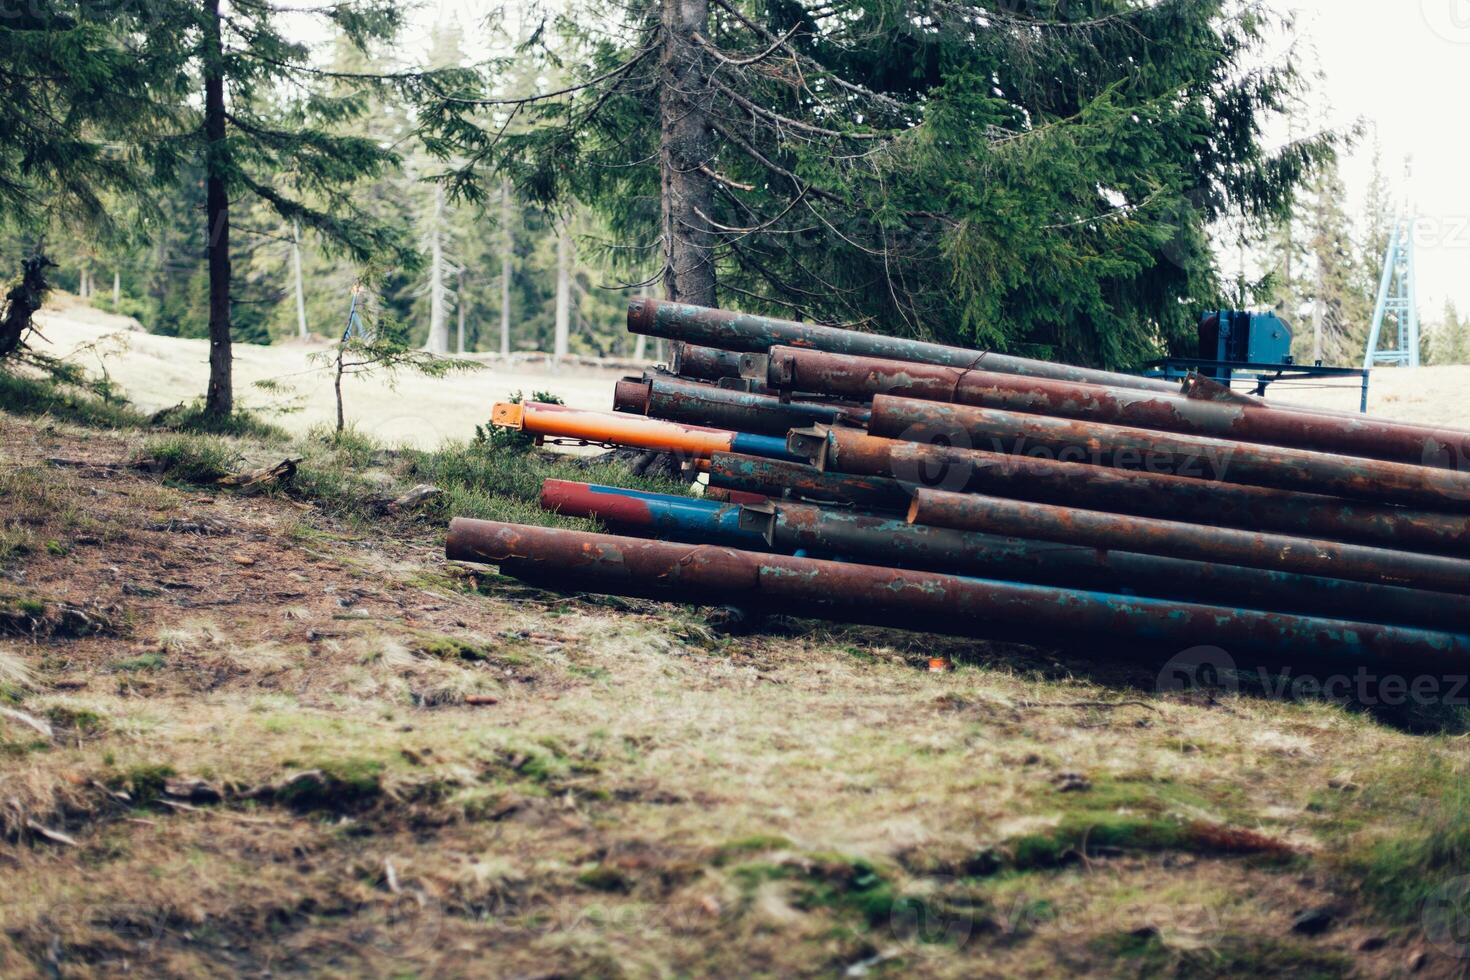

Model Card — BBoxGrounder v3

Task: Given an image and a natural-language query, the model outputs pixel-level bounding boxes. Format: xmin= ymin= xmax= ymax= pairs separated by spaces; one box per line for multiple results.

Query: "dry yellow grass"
xmin=1 ymin=410 xmax=1467 ymax=977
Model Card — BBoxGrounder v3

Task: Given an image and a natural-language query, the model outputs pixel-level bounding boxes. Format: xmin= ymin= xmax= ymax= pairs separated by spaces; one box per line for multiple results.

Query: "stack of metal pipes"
xmin=447 ymin=299 xmax=1470 ymax=668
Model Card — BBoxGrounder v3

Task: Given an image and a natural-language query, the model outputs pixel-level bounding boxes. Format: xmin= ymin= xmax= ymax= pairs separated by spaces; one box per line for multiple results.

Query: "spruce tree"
xmin=0 ymin=0 xmax=187 ymax=356
xmin=1300 ymin=158 xmax=1369 ymax=365
xmin=137 ymin=0 xmax=474 ymax=418
xmin=439 ymin=0 xmax=1334 ymax=367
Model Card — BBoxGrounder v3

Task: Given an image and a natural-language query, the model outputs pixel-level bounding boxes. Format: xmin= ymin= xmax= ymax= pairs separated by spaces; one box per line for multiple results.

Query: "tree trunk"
xmin=553 ymin=217 xmax=572 ymax=360
xmin=499 ymin=181 xmax=512 ymax=356
xmin=456 ymin=268 xmax=466 ymax=354
xmin=1312 ymin=265 xmax=1324 ymax=364
xmin=79 ymin=263 xmax=90 ymax=299
xmin=0 ymin=254 xmax=52 ymax=359
xmin=633 ymin=283 xmax=648 ymax=359
xmin=658 ymin=0 xmax=716 ymax=306
xmin=112 ymin=269 xmax=120 ymax=310
xmin=427 ymin=183 xmax=448 ymax=353
xmin=291 ymin=220 xmax=308 ymax=339
xmin=203 ymin=0 xmax=233 ymax=418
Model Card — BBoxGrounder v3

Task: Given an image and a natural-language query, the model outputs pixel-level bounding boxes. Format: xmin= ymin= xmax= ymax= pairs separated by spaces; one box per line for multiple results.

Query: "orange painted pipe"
xmin=491 ymin=402 xmax=799 ymax=461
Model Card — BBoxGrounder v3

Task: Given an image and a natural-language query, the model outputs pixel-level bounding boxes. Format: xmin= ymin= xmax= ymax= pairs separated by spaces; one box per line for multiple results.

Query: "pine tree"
xmin=135 ymin=0 xmax=474 ymax=418
xmin=439 ymin=0 xmax=1335 ymax=367
xmin=1433 ymin=301 xmax=1469 ymax=366
xmin=1299 ymin=158 xmax=1369 ymax=365
xmin=0 ymin=0 xmax=186 ymax=356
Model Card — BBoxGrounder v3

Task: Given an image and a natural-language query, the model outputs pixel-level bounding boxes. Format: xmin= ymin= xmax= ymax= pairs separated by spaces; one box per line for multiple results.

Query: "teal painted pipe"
xmin=446 ymin=520 xmax=1470 ymax=667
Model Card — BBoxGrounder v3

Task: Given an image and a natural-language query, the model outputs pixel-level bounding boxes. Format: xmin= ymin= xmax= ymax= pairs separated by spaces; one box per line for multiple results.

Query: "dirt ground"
xmin=5 ymin=299 xmax=1470 ymax=976
xmin=1 ymin=409 xmax=1466 ymax=977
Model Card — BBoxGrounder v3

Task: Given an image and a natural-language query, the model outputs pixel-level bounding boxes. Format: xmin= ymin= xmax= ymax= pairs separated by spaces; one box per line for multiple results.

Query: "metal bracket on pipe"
xmin=737 ymin=501 xmax=779 ymax=545
xmin=786 ymin=426 xmax=831 ymax=467
xmin=738 ymin=352 xmax=769 ymax=382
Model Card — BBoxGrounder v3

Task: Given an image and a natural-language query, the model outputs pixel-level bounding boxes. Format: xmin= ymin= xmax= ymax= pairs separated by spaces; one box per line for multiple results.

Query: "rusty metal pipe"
xmin=627 ymin=297 xmax=1181 ymax=394
xmin=539 ymin=479 xmax=768 ymax=548
xmin=708 ymin=452 xmax=913 ymax=513
xmin=614 ymin=375 xmax=869 ymax=437
xmin=740 ymin=501 xmax=1470 ymax=632
xmin=801 ymin=428 xmax=1470 ymax=556
xmin=867 ymin=395 xmax=1470 ymax=511
xmin=670 ymin=342 xmax=745 ymax=381
xmin=446 ymin=519 xmax=1470 ymax=666
xmin=907 ymin=489 xmax=1470 ymax=596
xmin=767 ymin=347 xmax=1468 ymax=466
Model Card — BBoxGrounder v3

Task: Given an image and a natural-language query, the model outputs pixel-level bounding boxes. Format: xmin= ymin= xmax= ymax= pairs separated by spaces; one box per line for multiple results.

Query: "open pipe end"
xmin=490 ymin=402 xmax=525 ymax=430
xmin=628 ymin=295 xmax=660 ymax=335
xmin=905 ymin=493 xmax=924 ymax=525
xmin=613 ymin=377 xmax=653 ymax=415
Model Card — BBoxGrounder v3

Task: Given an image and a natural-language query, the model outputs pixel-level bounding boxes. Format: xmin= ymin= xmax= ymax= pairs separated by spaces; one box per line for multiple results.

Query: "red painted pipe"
xmin=867 ymin=395 xmax=1470 ymax=511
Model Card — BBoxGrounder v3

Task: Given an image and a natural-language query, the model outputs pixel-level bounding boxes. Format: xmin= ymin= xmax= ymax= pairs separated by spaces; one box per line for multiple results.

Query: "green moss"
xmin=1006 ymin=813 xmax=1292 ymax=871
xmin=577 ymin=865 xmax=634 ymax=893
xmin=1345 ymin=761 xmax=1470 ymax=922
xmin=730 ymin=854 xmax=906 ymax=929
xmin=12 ymin=598 xmax=46 ymax=617
xmin=713 ymin=834 xmax=794 ymax=866
xmin=273 ymin=757 xmax=385 ymax=812
xmin=112 ymin=652 xmax=165 ymax=672
xmin=413 ymin=634 xmax=491 ymax=662
xmin=112 ymin=763 xmax=178 ymax=804
xmin=46 ymin=705 xmax=106 ymax=734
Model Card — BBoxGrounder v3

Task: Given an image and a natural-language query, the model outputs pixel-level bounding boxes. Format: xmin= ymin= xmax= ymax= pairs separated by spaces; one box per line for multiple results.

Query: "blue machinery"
xmin=1143 ymin=310 xmax=1371 ymax=414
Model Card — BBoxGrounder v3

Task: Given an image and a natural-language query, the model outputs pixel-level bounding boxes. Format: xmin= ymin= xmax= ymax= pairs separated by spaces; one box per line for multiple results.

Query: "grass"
xmin=2 ymin=377 xmax=1464 ymax=976
xmin=1339 ymin=757 xmax=1470 ymax=923
xmin=0 ymin=366 xmax=148 ymax=429
xmin=139 ymin=433 xmax=241 ymax=483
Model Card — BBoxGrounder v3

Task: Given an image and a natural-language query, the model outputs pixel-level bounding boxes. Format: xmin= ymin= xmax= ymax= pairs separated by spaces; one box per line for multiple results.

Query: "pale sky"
xmin=1273 ymin=0 xmax=1470 ymax=320
xmin=399 ymin=0 xmax=1470 ymax=320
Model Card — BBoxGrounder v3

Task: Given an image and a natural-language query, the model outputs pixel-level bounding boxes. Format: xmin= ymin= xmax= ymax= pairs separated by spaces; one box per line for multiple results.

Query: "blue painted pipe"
xmin=540 ymin=480 xmax=769 ymax=548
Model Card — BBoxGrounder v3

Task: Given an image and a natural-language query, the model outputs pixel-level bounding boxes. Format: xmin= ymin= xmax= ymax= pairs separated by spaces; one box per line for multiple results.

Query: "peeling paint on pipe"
xmin=766 ymin=346 xmax=1469 ymax=467
xmin=907 ymin=489 xmax=1470 ymax=596
xmin=707 ymin=452 xmax=913 ymax=513
xmin=614 ymin=375 xmax=868 ymax=436
xmin=445 ymin=519 xmax=1470 ymax=666
xmin=539 ymin=480 xmax=768 ymax=548
xmin=797 ymin=427 xmax=1470 ymax=556
xmin=867 ymin=395 xmax=1470 ymax=511
xmin=741 ymin=500 xmax=1470 ymax=632
xmin=627 ymin=297 xmax=1180 ymax=393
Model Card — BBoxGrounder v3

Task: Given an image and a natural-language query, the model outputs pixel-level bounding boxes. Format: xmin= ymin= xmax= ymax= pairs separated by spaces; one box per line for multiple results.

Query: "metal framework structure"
xmin=1364 ymin=215 xmax=1420 ymax=368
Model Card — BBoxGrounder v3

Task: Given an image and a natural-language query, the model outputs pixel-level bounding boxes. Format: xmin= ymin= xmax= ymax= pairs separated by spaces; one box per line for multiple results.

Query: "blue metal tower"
xmin=1363 ymin=214 xmax=1420 ymax=369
